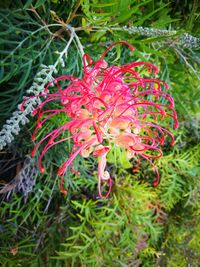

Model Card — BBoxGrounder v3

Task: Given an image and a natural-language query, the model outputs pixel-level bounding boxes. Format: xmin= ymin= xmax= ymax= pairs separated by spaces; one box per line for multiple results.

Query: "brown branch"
xmin=28 ymin=6 xmax=53 ymax=35
xmin=66 ymin=0 xmax=81 ymax=24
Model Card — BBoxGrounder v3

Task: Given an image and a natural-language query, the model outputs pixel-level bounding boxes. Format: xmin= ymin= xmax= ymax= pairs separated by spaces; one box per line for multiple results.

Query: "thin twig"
xmin=28 ymin=6 xmax=53 ymax=35
xmin=66 ymin=0 xmax=81 ymax=24
xmin=174 ymin=48 xmax=200 ymax=79
xmin=66 ymin=24 xmax=84 ymax=58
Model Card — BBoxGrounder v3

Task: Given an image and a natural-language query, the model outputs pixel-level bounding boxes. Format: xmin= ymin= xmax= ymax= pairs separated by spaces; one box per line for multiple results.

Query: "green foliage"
xmin=0 ymin=0 xmax=200 ymax=266
xmin=80 ymin=0 xmax=172 ymax=26
xmin=157 ymin=144 xmax=200 ymax=211
xmin=0 ymin=0 xmax=81 ymax=125
xmin=156 ymin=194 xmax=200 ymax=267
xmin=107 ymin=145 xmax=133 ymax=168
xmin=54 ymin=180 xmax=162 ymax=266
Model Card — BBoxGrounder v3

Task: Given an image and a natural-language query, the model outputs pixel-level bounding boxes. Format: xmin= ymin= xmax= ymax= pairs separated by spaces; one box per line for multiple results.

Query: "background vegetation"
xmin=0 ymin=0 xmax=199 ymax=266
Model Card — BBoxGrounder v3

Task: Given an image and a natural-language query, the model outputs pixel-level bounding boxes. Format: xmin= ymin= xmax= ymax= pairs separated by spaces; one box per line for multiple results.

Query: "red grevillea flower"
xmin=21 ymin=41 xmax=178 ymax=198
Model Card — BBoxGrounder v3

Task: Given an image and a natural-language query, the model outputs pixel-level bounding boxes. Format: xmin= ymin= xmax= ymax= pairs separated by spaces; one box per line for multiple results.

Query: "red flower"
xmin=22 ymin=41 xmax=178 ymax=198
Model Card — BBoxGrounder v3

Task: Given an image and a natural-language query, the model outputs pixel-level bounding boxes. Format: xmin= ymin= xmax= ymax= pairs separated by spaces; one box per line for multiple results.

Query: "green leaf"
xmin=23 ymin=0 xmax=33 ymax=8
xmin=114 ymin=0 xmax=152 ymax=24
xmin=34 ymin=0 xmax=46 ymax=8
xmin=89 ymin=2 xmax=118 ymax=8
xmin=18 ymin=60 xmax=33 ymax=89
xmin=107 ymin=146 xmax=132 ymax=168
xmin=134 ymin=3 xmax=170 ymax=26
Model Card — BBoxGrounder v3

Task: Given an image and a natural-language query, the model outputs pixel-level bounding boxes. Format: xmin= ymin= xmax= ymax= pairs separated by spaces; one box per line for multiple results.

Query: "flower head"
xmin=22 ymin=41 xmax=178 ymax=198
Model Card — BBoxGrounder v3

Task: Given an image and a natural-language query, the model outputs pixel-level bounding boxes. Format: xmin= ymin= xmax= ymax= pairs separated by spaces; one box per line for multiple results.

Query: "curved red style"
xmin=22 ymin=41 xmax=178 ymax=198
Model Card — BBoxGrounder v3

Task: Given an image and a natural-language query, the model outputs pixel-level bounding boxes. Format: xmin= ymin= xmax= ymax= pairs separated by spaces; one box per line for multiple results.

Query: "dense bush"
xmin=0 ymin=1 xmax=199 ymax=266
